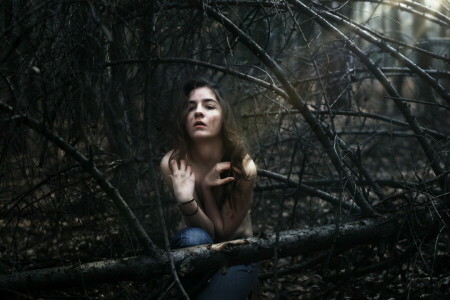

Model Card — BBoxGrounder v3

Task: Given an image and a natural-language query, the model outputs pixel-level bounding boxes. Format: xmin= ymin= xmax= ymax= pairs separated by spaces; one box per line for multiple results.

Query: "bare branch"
xmin=286 ymin=0 xmax=447 ymax=186
xmin=103 ymin=57 xmax=287 ymax=97
xmin=243 ymin=109 xmax=449 ymax=140
xmin=318 ymin=7 xmax=450 ymax=105
xmin=354 ymin=0 xmax=450 ymax=27
xmin=0 ymin=101 xmax=162 ymax=257
xmin=189 ymin=0 xmax=377 ymax=216
xmin=257 ymin=169 xmax=361 ymax=212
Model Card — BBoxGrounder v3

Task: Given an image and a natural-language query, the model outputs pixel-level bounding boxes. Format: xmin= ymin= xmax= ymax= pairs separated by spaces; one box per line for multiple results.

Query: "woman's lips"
xmin=194 ymin=121 xmax=206 ymax=128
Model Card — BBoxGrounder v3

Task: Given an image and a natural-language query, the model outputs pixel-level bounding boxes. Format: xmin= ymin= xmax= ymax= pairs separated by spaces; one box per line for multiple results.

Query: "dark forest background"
xmin=0 ymin=0 xmax=449 ymax=299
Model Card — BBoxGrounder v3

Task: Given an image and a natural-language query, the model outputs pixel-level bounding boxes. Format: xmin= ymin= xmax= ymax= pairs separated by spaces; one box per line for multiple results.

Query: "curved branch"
xmin=297 ymin=68 xmax=450 ymax=84
xmin=210 ymin=0 xmax=450 ymax=27
xmin=318 ymin=6 xmax=450 ymax=105
xmin=0 ymin=102 xmax=162 ymax=257
xmin=207 ymin=1 xmax=450 ymax=64
xmin=345 ymin=26 xmax=450 ymax=65
xmin=104 ymin=57 xmax=287 ymax=98
xmin=354 ymin=0 xmax=450 ymax=27
xmin=286 ymin=0 xmax=446 ymax=186
xmin=257 ymin=169 xmax=361 ymax=213
xmin=242 ymin=109 xmax=449 ymax=140
xmin=189 ymin=0 xmax=377 ymax=216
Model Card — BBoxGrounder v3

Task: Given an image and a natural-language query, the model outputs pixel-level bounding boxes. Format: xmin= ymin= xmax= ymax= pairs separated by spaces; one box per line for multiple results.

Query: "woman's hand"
xmin=170 ymin=160 xmax=195 ymax=204
xmin=202 ymin=162 xmax=235 ymax=188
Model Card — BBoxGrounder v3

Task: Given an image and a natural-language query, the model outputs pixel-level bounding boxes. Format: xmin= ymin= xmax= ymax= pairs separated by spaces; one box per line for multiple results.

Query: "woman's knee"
xmin=170 ymin=227 xmax=214 ymax=249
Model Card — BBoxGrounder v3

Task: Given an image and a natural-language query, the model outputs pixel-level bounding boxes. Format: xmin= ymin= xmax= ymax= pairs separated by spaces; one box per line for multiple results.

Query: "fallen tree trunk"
xmin=0 ymin=217 xmax=402 ymax=292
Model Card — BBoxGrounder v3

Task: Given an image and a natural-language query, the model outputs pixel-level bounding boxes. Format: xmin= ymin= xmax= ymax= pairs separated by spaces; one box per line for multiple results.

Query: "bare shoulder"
xmin=243 ymin=154 xmax=257 ymax=178
xmin=160 ymin=149 xmax=175 ymax=176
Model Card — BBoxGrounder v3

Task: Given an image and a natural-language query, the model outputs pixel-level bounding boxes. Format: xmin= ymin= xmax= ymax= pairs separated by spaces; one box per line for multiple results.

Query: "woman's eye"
xmin=188 ymin=106 xmax=195 ymax=111
xmin=206 ymin=105 xmax=215 ymax=110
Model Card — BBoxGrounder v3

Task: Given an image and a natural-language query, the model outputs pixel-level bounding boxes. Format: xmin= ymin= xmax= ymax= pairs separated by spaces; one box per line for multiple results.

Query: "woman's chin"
xmin=189 ymin=133 xmax=220 ymax=140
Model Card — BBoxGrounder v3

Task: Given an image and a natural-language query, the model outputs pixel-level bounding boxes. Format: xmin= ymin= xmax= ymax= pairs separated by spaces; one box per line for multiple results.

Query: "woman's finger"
xmin=171 ymin=160 xmax=179 ymax=171
xmin=217 ymin=177 xmax=235 ymax=186
xmin=215 ymin=162 xmax=231 ymax=173
xmin=179 ymin=160 xmax=186 ymax=171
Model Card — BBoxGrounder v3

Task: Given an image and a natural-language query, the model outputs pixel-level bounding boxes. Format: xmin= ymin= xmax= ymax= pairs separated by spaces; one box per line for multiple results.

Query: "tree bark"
xmin=0 ymin=216 xmax=404 ymax=292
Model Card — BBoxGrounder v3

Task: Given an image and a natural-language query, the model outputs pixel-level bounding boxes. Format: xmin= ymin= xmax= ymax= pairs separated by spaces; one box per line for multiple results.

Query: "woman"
xmin=160 ymin=79 xmax=258 ymax=299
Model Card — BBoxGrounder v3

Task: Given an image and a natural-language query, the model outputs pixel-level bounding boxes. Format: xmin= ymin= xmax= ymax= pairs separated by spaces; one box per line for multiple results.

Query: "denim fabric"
xmin=170 ymin=226 xmax=214 ymax=249
xmin=197 ymin=263 xmax=259 ymax=300
xmin=170 ymin=227 xmax=259 ymax=299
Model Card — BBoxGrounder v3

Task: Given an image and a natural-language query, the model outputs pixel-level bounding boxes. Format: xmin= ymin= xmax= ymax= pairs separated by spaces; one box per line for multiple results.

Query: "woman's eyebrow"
xmin=188 ymin=98 xmax=218 ymax=104
xmin=202 ymin=98 xmax=218 ymax=103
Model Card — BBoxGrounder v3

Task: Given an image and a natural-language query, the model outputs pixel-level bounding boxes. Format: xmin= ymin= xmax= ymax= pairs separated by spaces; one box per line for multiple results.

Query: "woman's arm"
xmin=160 ymin=152 xmax=215 ymax=238
xmin=201 ymin=156 xmax=256 ymax=241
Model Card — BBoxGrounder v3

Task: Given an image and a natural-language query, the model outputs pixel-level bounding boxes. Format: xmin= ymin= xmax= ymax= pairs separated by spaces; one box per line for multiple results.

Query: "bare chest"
xmin=192 ymin=165 xmax=223 ymax=207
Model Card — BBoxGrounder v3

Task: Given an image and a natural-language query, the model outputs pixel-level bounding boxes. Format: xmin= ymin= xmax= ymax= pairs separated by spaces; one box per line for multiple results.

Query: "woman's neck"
xmin=190 ymin=137 xmax=224 ymax=167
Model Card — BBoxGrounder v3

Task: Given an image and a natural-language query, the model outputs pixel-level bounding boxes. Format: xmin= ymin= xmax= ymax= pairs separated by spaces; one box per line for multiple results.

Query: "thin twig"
xmin=257 ymin=169 xmax=360 ymax=212
xmin=190 ymin=0 xmax=377 ymax=216
xmin=0 ymin=101 xmax=162 ymax=257
xmin=286 ymin=0 xmax=446 ymax=188
xmin=147 ymin=143 xmax=189 ymax=299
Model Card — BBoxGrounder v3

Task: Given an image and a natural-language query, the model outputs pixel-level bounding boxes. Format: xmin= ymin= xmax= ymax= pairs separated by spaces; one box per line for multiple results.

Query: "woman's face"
xmin=185 ymin=86 xmax=223 ymax=140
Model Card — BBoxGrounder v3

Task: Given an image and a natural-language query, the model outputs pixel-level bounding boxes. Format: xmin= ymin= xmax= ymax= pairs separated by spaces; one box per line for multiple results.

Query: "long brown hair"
xmin=169 ymin=79 xmax=248 ymax=209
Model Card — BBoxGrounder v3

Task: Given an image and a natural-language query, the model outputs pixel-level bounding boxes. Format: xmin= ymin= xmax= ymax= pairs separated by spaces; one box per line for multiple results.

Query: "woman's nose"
xmin=194 ymin=107 xmax=204 ymax=117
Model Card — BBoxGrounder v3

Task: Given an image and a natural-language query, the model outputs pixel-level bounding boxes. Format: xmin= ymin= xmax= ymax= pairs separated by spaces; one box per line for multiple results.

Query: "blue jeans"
xmin=170 ymin=227 xmax=259 ymax=299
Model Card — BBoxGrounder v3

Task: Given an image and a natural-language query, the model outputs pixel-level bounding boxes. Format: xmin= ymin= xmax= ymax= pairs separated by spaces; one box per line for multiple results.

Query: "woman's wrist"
xmin=177 ymin=198 xmax=195 ymax=206
xmin=179 ymin=200 xmax=198 ymax=217
xmin=175 ymin=193 xmax=194 ymax=204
